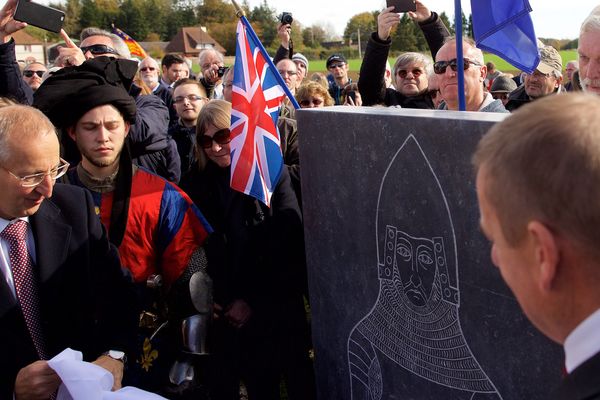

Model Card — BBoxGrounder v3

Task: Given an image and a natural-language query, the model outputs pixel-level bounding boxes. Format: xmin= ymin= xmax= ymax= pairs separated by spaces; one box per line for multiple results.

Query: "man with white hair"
xmin=578 ymin=6 xmax=600 ymax=94
xmin=564 ymin=60 xmax=579 ymax=91
xmin=434 ymin=37 xmax=507 ymax=113
xmin=198 ymin=48 xmax=225 ymax=99
xmin=138 ymin=57 xmax=176 ymax=126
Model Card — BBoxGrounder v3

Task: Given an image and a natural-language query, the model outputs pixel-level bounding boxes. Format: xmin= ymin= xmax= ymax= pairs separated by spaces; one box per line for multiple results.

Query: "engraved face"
xmin=395 ymin=231 xmax=437 ymax=307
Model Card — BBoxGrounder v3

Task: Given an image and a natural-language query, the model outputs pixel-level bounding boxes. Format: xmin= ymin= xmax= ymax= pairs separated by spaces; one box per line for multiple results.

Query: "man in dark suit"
xmin=0 ymin=104 xmax=137 ymax=399
xmin=473 ymin=93 xmax=600 ymax=400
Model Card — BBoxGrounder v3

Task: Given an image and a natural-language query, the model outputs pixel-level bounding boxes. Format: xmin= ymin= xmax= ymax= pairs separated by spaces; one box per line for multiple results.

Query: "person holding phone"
xmin=358 ymin=0 xmax=450 ymax=109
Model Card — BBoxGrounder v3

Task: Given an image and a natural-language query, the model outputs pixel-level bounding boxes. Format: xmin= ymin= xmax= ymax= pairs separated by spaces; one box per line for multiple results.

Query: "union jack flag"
xmin=230 ymin=19 xmax=286 ymax=206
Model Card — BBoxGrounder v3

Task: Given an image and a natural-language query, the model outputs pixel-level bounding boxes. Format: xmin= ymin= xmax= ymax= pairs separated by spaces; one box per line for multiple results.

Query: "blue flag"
xmin=471 ymin=0 xmax=539 ymax=73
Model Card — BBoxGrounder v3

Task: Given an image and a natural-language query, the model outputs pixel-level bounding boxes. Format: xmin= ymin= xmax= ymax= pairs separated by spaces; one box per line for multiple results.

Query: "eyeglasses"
xmin=139 ymin=66 xmax=156 ymax=72
xmin=173 ymin=94 xmax=206 ymax=104
xmin=278 ymin=70 xmax=297 ymax=76
xmin=299 ymin=98 xmax=324 ymax=107
xmin=427 ymin=89 xmax=440 ymax=99
xmin=79 ymin=44 xmax=119 ymax=56
xmin=397 ymin=68 xmax=423 ymax=79
xmin=3 ymin=158 xmax=70 ymax=187
xmin=328 ymin=63 xmax=346 ymax=69
xmin=199 ymin=129 xmax=232 ymax=149
xmin=23 ymin=70 xmax=45 ymax=78
xmin=433 ymin=58 xmax=482 ymax=74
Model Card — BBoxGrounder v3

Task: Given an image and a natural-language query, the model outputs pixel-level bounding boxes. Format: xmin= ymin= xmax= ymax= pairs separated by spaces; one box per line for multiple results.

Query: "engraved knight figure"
xmin=347 ymin=135 xmax=502 ymax=399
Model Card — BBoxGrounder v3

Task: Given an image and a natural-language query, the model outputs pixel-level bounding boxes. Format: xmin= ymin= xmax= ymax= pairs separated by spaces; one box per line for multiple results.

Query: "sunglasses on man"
xmin=433 ymin=58 xmax=482 ymax=74
xmin=79 ymin=44 xmax=119 ymax=56
xmin=23 ymin=70 xmax=45 ymax=78
xmin=199 ymin=129 xmax=232 ymax=149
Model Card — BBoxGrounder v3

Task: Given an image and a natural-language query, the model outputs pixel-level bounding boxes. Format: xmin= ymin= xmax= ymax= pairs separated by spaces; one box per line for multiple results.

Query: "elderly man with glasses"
xmin=434 ymin=37 xmax=508 ymax=113
xmin=0 ymin=103 xmax=138 ymax=400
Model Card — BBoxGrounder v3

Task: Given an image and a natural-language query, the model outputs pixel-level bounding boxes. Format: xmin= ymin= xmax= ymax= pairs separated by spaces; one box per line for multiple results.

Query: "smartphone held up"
xmin=386 ymin=0 xmax=417 ymax=13
xmin=13 ymin=0 xmax=66 ymax=33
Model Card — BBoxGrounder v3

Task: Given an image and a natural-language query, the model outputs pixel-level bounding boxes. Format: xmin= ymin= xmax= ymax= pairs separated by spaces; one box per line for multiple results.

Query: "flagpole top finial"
xmin=231 ymin=0 xmax=246 ymax=17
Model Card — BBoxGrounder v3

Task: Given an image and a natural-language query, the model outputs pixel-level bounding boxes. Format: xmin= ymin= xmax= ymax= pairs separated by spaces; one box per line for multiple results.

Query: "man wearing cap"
xmin=21 ymin=62 xmax=47 ymax=92
xmin=326 ymin=54 xmax=352 ymax=105
xmin=34 ymin=56 xmax=213 ymax=394
xmin=505 ymin=44 xmax=563 ymax=112
xmin=578 ymin=6 xmax=600 ymax=95
xmin=490 ymin=75 xmax=517 ymax=107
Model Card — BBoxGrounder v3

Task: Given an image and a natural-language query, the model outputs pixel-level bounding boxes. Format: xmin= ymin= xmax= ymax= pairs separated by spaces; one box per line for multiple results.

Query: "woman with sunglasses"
xmin=179 ymin=100 xmax=314 ymax=400
xmin=358 ymin=0 xmax=450 ymax=109
xmin=296 ymin=81 xmax=334 ymax=108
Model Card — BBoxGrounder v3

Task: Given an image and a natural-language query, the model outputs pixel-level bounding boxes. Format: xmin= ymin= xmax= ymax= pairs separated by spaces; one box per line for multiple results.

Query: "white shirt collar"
xmin=0 ymin=216 xmax=30 ymax=232
xmin=564 ymin=307 xmax=600 ymax=373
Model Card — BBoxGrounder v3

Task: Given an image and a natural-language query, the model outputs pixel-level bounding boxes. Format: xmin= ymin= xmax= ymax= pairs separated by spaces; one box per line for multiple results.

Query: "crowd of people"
xmin=1 ymin=0 xmax=600 ymax=398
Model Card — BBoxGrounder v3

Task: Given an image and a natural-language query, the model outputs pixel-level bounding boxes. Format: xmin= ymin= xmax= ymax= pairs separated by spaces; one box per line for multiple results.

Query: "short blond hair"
xmin=473 ymin=93 xmax=600 ymax=255
xmin=296 ymin=81 xmax=334 ymax=107
xmin=195 ymin=99 xmax=231 ymax=170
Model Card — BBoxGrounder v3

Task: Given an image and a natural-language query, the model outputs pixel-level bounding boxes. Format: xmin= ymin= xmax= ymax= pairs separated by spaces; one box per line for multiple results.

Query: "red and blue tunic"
xmin=68 ymin=167 xmax=212 ymax=286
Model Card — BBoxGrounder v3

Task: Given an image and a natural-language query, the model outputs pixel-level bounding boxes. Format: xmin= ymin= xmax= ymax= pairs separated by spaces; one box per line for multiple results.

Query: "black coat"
xmin=554 ymin=350 xmax=600 ymax=400
xmin=359 ymin=12 xmax=450 ymax=108
xmin=0 ymin=184 xmax=138 ymax=398
xmin=179 ymin=162 xmax=304 ymax=310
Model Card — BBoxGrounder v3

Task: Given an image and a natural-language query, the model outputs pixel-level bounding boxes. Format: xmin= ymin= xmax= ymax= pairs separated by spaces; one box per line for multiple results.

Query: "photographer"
xmin=358 ymin=0 xmax=450 ymax=108
xmin=273 ymin=12 xmax=294 ymax=65
xmin=199 ymin=48 xmax=225 ymax=99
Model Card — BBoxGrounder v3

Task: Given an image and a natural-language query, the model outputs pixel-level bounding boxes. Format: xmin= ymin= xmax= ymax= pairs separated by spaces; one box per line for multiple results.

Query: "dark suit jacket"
xmin=0 ymin=184 xmax=138 ymax=398
xmin=555 ymin=350 xmax=600 ymax=400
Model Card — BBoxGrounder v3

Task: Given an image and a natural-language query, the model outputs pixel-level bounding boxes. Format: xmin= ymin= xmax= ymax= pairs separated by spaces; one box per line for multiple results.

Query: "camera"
xmin=217 ymin=66 xmax=227 ymax=78
xmin=280 ymin=12 xmax=293 ymax=25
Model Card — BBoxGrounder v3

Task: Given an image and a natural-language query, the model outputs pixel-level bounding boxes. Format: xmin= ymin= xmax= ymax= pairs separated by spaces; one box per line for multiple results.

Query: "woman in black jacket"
xmin=179 ymin=100 xmax=314 ymax=400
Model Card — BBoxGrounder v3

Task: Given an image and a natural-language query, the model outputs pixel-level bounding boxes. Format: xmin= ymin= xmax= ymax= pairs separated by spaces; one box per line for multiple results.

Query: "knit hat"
xmin=34 ymin=57 xmax=138 ymax=129
xmin=536 ymin=45 xmax=562 ymax=76
xmin=292 ymin=53 xmax=309 ymax=71
xmin=490 ymin=75 xmax=517 ymax=93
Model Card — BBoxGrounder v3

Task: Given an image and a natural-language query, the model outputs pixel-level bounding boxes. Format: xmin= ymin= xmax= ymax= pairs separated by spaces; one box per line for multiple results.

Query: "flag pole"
xmin=231 ymin=0 xmax=301 ymax=110
xmin=454 ymin=0 xmax=466 ymax=111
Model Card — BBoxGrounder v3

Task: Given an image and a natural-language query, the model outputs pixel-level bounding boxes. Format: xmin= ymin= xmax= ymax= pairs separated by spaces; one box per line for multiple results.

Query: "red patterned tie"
xmin=1 ymin=220 xmax=48 ymax=360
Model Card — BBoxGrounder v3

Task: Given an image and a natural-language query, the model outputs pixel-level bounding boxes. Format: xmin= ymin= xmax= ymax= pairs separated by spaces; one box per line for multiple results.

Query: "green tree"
xmin=344 ymin=12 xmax=376 ymax=46
xmin=439 ymin=11 xmax=453 ymax=35
xmin=79 ymin=0 xmax=103 ymax=29
xmin=249 ymin=0 xmax=277 ymax=47
xmin=302 ymin=25 xmax=326 ymax=48
xmin=468 ymin=14 xmax=473 ymax=38
xmin=116 ymin=0 xmax=152 ymax=40
xmin=391 ymin=13 xmax=418 ymax=52
xmin=451 ymin=11 xmax=469 ymax=38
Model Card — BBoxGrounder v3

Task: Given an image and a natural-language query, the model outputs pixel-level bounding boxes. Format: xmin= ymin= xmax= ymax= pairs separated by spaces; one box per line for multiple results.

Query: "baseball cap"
xmin=326 ymin=54 xmax=347 ymax=68
xmin=292 ymin=53 xmax=309 ymax=70
xmin=536 ymin=45 xmax=562 ymax=76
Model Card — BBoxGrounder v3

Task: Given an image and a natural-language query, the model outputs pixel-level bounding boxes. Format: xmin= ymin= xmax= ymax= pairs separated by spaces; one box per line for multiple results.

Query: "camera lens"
xmin=281 ymin=12 xmax=293 ymax=25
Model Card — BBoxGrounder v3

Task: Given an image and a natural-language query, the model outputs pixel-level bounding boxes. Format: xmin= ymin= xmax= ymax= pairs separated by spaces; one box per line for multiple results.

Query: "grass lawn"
xmin=304 ymin=50 xmax=578 ymax=77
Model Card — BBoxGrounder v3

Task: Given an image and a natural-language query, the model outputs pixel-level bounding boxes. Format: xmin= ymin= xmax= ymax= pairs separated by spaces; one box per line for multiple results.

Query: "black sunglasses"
xmin=80 ymin=44 xmax=119 ymax=56
xmin=433 ymin=58 xmax=482 ymax=74
xmin=199 ymin=129 xmax=231 ymax=149
xmin=23 ymin=70 xmax=44 ymax=78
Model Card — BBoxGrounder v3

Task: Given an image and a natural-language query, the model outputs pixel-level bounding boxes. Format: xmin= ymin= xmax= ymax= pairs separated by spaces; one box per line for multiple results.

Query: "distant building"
xmin=165 ymin=27 xmax=226 ymax=56
xmin=13 ymin=30 xmax=45 ymax=65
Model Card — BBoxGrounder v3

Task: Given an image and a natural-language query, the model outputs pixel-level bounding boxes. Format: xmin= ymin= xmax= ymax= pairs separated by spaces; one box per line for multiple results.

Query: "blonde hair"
xmin=473 ymin=93 xmax=600 ymax=256
xmin=195 ymin=99 xmax=231 ymax=170
xmin=296 ymin=81 xmax=334 ymax=107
